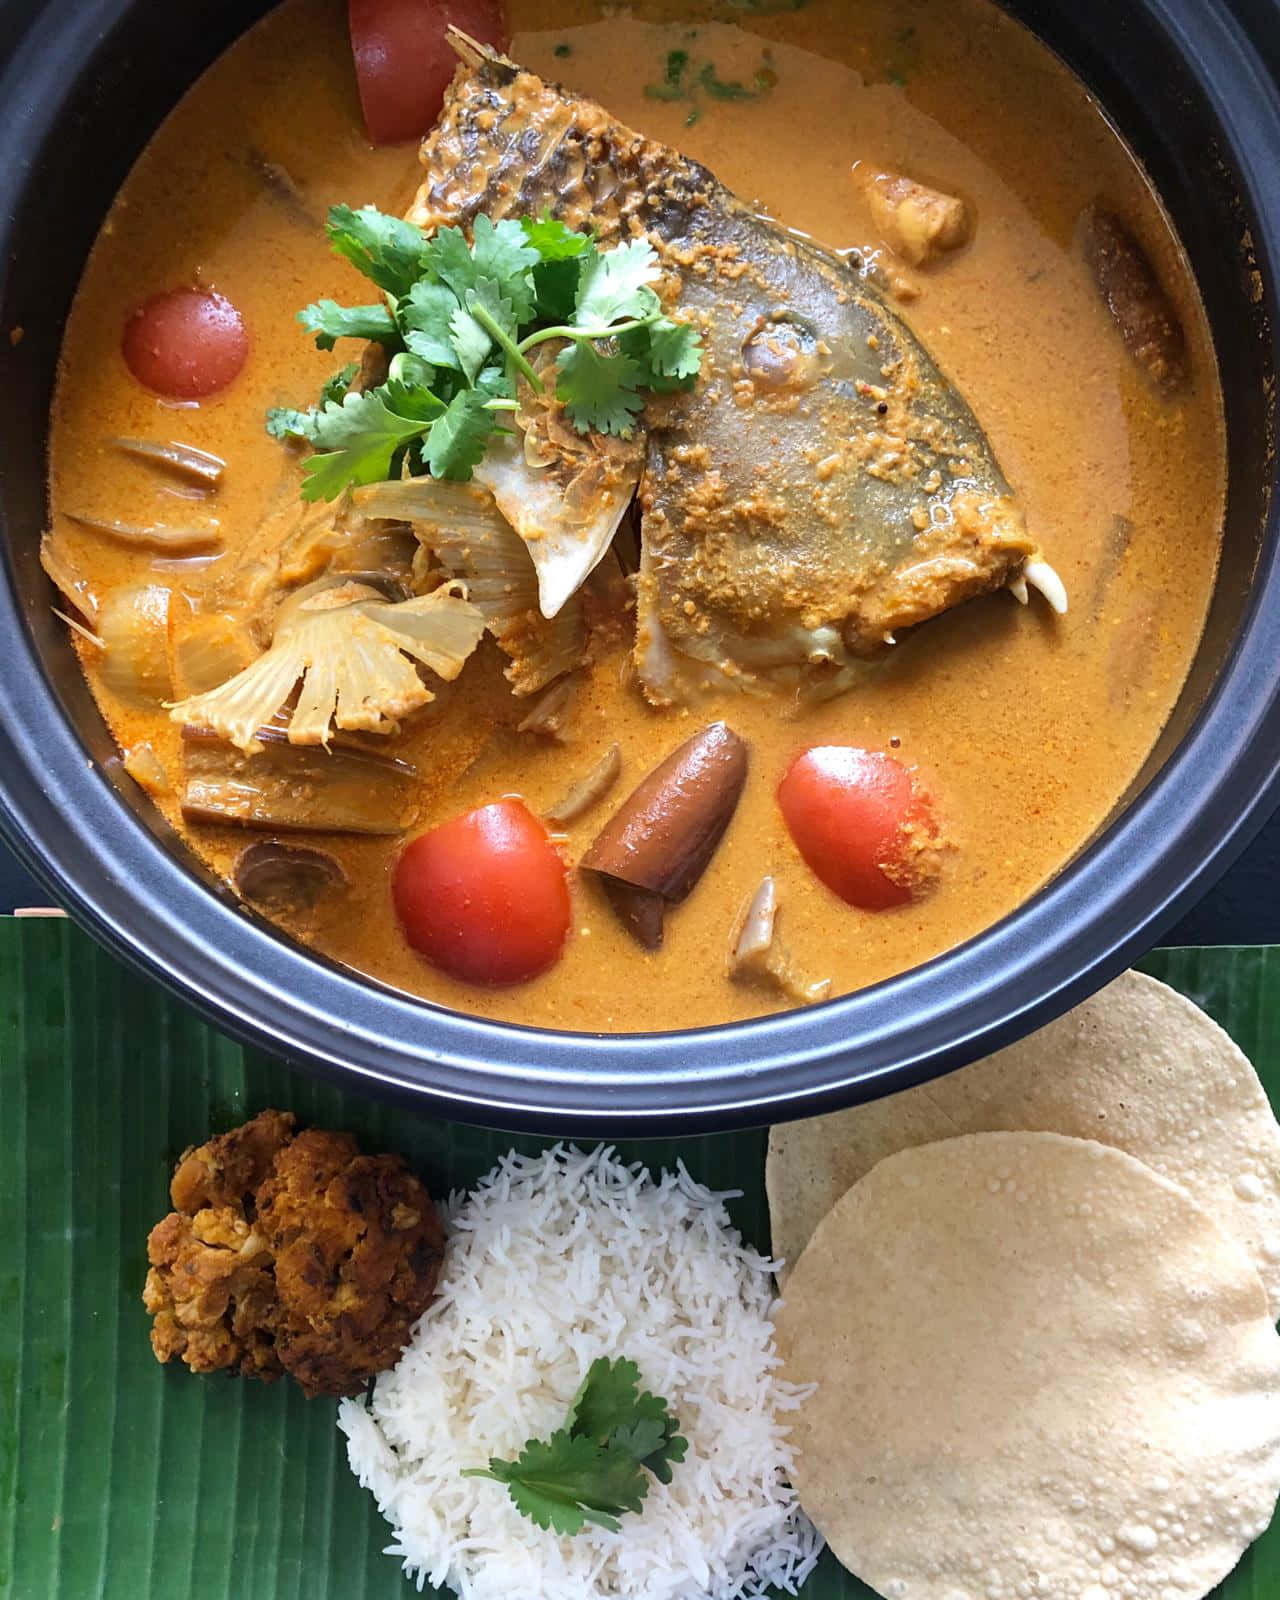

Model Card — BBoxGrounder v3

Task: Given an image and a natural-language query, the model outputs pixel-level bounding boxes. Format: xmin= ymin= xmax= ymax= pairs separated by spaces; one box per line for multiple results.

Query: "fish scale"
xmin=410 ymin=37 xmax=1050 ymax=704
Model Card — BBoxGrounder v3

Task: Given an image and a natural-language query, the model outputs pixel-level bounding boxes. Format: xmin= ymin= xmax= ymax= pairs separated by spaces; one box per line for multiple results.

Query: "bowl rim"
xmin=2 ymin=0 xmax=1280 ymax=1133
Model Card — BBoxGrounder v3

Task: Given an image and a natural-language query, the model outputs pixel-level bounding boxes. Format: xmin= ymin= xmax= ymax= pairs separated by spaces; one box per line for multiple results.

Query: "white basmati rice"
xmin=338 ymin=1144 xmax=822 ymax=1600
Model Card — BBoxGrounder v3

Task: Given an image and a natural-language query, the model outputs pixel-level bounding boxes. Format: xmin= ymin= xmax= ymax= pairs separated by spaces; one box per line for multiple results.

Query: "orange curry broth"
xmin=48 ymin=0 xmax=1224 ymax=1031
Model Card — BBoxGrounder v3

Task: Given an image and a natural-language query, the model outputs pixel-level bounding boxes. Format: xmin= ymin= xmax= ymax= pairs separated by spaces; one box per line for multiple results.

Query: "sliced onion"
xmin=40 ymin=533 xmax=99 ymax=625
xmin=122 ymin=742 xmax=171 ymax=797
xmin=52 ymin=607 xmax=105 ymax=650
xmin=97 ymin=584 xmax=174 ymax=705
xmin=171 ymin=611 xmax=261 ymax=697
xmin=65 ymin=511 xmax=222 ymax=554
xmin=517 ymin=674 xmax=582 ymax=741
xmin=111 ymin=437 xmax=226 ymax=486
xmin=545 ymin=743 xmax=622 ymax=827
xmin=727 ymin=877 xmax=832 ymax=1005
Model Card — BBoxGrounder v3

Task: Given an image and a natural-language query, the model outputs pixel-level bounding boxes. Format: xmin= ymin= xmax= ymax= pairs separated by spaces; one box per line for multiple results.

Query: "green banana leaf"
xmin=1 ymin=920 xmax=1276 ymax=1599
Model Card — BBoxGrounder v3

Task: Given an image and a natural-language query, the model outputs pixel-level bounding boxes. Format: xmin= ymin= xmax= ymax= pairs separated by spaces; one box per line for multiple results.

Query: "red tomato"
xmin=348 ymin=0 xmax=507 ymax=145
xmin=393 ymin=799 xmax=570 ymax=985
xmin=122 ymin=289 xmax=248 ymax=400
xmin=777 ymin=747 xmax=944 ymax=911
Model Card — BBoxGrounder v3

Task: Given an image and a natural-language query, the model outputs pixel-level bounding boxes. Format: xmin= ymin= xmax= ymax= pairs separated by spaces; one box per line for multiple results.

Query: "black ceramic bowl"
xmin=2 ymin=0 xmax=1279 ymax=1133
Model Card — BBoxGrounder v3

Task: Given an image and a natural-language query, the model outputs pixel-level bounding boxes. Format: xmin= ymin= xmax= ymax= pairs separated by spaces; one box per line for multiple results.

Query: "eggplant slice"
xmin=582 ymin=722 xmax=748 ymax=949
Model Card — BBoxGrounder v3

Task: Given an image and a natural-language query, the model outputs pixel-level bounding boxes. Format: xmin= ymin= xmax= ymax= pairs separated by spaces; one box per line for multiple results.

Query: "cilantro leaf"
xmin=469 ymin=213 xmax=539 ymax=322
xmin=568 ymin=1357 xmax=688 ymax=1486
xmin=265 ymin=406 xmax=319 ymax=442
xmin=573 ymin=239 xmax=662 ymax=329
xmin=424 ymin=389 xmax=495 ymax=480
xmin=556 ymin=342 xmax=646 ymax=435
xmin=265 ymin=362 xmax=361 ymax=441
xmin=382 ymin=374 xmax=446 ymax=424
xmin=445 ymin=278 xmax=515 ymax=385
xmin=300 ymin=389 xmax=433 ymax=501
xmin=523 ymin=215 xmax=596 ymax=321
xmin=325 ymin=203 xmax=429 ymax=298
xmin=298 ymin=299 xmax=401 ymax=352
xmin=567 ymin=1356 xmax=647 ymax=1441
xmin=465 ymin=1357 xmax=686 ymax=1536
xmin=642 ymin=316 xmax=702 ymax=379
xmin=423 ymin=224 xmax=485 ymax=302
xmin=449 ymin=303 xmax=493 ymax=385
xmin=272 ymin=210 xmax=704 ymax=498
xmin=401 ymin=280 xmax=465 ymax=371
xmin=521 ymin=212 xmax=595 ymax=261
xmin=531 ymin=258 xmax=585 ymax=325
xmin=476 ymin=363 xmax=516 ymax=401
xmin=322 ymin=361 xmax=362 ymax=405
xmin=425 ymin=218 xmax=539 ymax=326
xmin=471 ymin=1431 xmax=647 ymax=1537
xmin=618 ymin=317 xmax=702 ymax=394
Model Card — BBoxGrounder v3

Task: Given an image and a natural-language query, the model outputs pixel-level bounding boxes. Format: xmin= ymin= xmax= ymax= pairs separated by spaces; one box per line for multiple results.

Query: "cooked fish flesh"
xmin=410 ymin=38 xmax=1056 ymax=703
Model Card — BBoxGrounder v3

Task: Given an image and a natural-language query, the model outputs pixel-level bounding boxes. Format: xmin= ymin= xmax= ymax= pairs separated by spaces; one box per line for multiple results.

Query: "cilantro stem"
xmin=519 ymin=318 xmax=655 ymax=354
xmin=469 ymin=302 xmax=545 ymax=393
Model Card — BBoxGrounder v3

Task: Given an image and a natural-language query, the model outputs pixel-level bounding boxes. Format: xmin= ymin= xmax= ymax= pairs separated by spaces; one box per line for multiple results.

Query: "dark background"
xmin=6 ymin=823 xmax=1280 ymax=943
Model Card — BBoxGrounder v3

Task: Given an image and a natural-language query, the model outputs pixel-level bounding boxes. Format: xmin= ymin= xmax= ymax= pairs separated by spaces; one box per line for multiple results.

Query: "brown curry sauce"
xmin=47 ymin=0 xmax=1224 ymax=1031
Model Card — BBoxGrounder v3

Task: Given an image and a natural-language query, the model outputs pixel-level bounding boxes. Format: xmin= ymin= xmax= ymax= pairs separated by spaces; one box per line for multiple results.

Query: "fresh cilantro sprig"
xmin=462 ymin=1356 xmax=688 ymax=1536
xmin=265 ymin=204 xmax=703 ymax=500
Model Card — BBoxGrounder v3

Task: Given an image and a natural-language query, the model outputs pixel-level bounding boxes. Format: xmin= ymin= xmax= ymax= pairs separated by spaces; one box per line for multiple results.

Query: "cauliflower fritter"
xmin=143 ymin=1109 xmax=445 ymax=1398
xmin=169 ymin=1107 xmax=296 ymax=1213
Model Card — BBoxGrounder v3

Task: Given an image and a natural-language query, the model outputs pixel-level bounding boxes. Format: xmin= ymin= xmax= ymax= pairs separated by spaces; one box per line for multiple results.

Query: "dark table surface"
xmin=6 ymin=808 xmax=1280 ymax=942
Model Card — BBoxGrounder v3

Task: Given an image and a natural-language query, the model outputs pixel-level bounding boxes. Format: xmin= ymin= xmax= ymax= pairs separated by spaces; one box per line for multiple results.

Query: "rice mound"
xmin=338 ymin=1144 xmax=821 ymax=1600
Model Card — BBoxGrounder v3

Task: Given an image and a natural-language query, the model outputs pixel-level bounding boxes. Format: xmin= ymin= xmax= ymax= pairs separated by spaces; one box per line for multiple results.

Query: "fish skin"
xmin=411 ymin=40 xmax=1040 ymax=702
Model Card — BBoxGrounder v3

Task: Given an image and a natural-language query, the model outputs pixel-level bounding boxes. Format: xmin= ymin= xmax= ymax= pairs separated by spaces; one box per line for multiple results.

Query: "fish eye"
xmin=741 ymin=315 xmax=820 ymax=392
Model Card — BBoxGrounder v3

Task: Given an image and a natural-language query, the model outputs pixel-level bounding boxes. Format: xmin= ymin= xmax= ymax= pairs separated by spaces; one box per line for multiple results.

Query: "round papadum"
xmin=775 ymin=1131 xmax=1280 ymax=1600
xmin=767 ymin=969 xmax=1280 ymax=1314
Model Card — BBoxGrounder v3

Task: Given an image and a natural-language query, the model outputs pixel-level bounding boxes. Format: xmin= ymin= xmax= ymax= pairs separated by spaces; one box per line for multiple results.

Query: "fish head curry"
xmin=43 ymin=0 xmax=1224 ymax=1032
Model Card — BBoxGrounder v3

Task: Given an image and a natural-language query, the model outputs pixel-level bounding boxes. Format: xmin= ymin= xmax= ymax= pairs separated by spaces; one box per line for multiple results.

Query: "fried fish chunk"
xmin=410 ymin=39 xmax=1059 ymax=704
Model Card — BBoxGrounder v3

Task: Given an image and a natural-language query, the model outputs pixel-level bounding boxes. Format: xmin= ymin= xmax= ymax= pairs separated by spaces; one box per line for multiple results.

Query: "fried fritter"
xmin=169 ymin=1107 xmax=296 ymax=1212
xmin=143 ymin=1110 xmax=444 ymax=1398
xmin=144 ymin=1204 xmax=281 ymax=1381
xmin=257 ymin=1129 xmax=445 ymax=1397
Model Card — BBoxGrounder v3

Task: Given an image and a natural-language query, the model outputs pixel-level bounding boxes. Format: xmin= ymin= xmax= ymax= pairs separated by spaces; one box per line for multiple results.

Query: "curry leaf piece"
xmin=297 ymin=299 xmax=401 ymax=352
xmin=300 ymin=390 xmax=433 ymax=502
xmin=469 ymin=213 xmax=540 ymax=322
xmin=424 ymin=389 xmax=495 ymax=481
xmin=521 ymin=211 xmax=595 ymax=261
xmin=573 ymin=239 xmax=662 ymax=329
xmin=467 ymin=1431 xmax=647 ymax=1537
xmin=556 ymin=342 xmax=646 ymax=436
xmin=401 ymin=279 xmax=465 ymax=371
xmin=325 ymin=203 xmax=430 ymax=298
